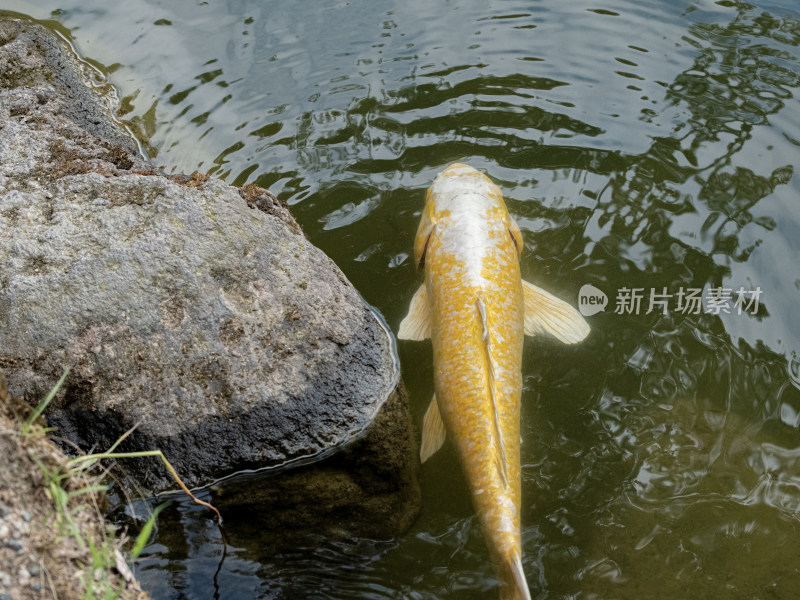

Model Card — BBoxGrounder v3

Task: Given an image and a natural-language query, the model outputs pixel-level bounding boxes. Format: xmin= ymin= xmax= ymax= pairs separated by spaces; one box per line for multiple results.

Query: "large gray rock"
xmin=0 ymin=17 xmax=419 ymax=535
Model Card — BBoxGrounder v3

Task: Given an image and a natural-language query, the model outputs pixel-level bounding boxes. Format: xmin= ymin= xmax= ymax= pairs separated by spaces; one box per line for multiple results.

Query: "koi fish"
xmin=398 ymin=163 xmax=590 ymax=600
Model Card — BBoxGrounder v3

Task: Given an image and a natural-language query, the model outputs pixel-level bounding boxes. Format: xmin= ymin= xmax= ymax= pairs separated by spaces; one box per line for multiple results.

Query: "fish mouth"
xmin=438 ymin=162 xmax=478 ymax=178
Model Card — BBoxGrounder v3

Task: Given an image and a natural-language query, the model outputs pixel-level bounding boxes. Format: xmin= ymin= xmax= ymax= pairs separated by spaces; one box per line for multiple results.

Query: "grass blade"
xmin=23 ymin=368 xmax=69 ymax=435
xmin=130 ymin=501 xmax=171 ymax=560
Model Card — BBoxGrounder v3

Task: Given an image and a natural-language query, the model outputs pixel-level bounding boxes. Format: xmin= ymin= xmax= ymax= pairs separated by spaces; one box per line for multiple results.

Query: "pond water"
xmin=7 ymin=0 xmax=800 ymax=597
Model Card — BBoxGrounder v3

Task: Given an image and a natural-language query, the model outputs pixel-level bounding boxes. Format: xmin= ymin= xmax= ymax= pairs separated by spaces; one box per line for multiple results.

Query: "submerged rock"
xmin=0 ymin=16 xmax=419 ymax=538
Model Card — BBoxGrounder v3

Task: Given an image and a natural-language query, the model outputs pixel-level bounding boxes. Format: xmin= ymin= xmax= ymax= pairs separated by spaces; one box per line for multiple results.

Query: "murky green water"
xmin=8 ymin=0 xmax=800 ymax=597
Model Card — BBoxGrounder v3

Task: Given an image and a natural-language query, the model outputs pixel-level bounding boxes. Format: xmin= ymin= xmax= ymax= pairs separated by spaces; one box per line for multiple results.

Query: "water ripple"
xmin=10 ymin=0 xmax=800 ymax=597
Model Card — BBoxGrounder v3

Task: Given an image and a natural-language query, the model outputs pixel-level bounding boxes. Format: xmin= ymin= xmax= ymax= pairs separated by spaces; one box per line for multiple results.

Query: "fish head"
xmin=414 ymin=163 xmax=524 ymax=268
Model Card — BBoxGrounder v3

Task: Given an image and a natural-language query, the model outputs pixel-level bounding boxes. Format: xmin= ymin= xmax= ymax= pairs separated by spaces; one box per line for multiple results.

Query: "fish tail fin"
xmin=500 ymin=552 xmax=532 ymax=600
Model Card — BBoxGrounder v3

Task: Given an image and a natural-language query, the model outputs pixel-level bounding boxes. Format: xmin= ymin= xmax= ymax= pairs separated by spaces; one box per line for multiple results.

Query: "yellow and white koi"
xmin=399 ymin=163 xmax=590 ymax=600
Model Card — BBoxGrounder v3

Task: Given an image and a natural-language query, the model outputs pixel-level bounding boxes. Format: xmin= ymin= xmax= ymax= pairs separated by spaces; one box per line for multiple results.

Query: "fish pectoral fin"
xmin=522 ymin=280 xmax=590 ymax=344
xmin=398 ymin=284 xmax=431 ymax=341
xmin=420 ymin=394 xmax=446 ymax=463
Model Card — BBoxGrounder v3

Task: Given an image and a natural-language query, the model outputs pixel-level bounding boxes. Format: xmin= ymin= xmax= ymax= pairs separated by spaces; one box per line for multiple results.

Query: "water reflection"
xmin=8 ymin=0 xmax=800 ymax=597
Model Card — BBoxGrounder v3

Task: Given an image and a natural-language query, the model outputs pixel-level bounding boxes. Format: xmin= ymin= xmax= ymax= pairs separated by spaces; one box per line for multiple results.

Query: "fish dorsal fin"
xmin=420 ymin=394 xmax=446 ymax=463
xmin=398 ymin=284 xmax=431 ymax=340
xmin=522 ymin=280 xmax=590 ymax=344
xmin=476 ymin=297 xmax=509 ymax=489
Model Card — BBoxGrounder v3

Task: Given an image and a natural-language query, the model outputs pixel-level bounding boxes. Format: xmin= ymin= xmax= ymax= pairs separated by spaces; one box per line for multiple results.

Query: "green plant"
xmin=26 ymin=368 xmax=222 ymax=522
xmin=20 ymin=368 xmax=68 ymax=437
xmin=22 ymin=369 xmax=223 ymax=599
xmin=129 ymin=501 xmax=171 ymax=561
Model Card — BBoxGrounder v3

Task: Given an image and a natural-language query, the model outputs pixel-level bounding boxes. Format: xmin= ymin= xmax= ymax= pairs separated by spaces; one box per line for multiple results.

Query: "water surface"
xmin=7 ymin=0 xmax=800 ymax=598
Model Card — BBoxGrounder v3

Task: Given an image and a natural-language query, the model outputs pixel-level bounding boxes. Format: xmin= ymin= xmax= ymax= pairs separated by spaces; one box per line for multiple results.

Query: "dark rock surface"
xmin=0 ymin=16 xmax=419 ymax=535
xmin=213 ymin=381 xmax=420 ymax=551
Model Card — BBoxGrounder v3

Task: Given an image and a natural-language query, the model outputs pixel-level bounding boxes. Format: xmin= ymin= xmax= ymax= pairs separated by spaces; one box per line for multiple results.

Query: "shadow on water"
xmin=9 ymin=0 xmax=800 ymax=597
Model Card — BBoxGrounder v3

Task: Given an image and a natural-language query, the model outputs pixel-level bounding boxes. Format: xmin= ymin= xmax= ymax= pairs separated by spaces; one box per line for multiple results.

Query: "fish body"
xmin=399 ymin=164 xmax=589 ymax=600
